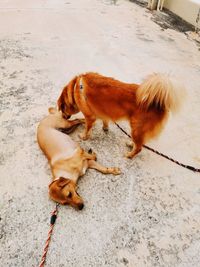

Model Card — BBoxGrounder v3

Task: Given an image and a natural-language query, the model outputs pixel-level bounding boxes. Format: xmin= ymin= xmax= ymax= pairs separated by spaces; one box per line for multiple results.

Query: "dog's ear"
xmin=48 ymin=107 xmax=57 ymax=114
xmin=57 ymin=177 xmax=71 ymax=188
xmin=49 ymin=177 xmax=70 ymax=189
xmin=67 ymin=76 xmax=78 ymax=106
xmin=57 ymin=76 xmax=79 ymax=113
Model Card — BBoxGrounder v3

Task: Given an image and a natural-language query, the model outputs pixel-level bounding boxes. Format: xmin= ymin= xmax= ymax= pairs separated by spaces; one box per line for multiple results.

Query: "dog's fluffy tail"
xmin=136 ymin=73 xmax=185 ymax=113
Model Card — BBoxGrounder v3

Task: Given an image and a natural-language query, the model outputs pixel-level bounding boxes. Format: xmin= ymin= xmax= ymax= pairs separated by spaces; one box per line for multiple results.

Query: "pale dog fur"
xmin=137 ymin=73 xmax=185 ymax=113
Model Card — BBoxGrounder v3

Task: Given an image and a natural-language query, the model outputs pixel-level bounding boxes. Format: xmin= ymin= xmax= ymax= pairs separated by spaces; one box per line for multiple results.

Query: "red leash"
xmin=115 ymin=122 xmax=200 ymax=173
xmin=39 ymin=203 xmax=60 ymax=267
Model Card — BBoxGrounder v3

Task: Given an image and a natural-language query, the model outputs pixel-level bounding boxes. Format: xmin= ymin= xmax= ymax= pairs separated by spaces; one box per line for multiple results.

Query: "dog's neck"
xmin=53 ymin=176 xmax=78 ymax=184
xmin=53 ymin=177 xmax=60 ymax=182
xmin=53 ymin=171 xmax=79 ymax=183
xmin=50 ymin=148 xmax=79 ymax=166
xmin=52 ymin=160 xmax=87 ymax=184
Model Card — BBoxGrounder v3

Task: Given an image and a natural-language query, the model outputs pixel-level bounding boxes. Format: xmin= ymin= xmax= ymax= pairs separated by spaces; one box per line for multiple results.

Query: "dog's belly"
xmin=88 ymin=99 xmax=133 ymax=121
xmin=50 ymin=148 xmax=79 ymax=165
xmin=38 ymin=127 xmax=78 ymax=161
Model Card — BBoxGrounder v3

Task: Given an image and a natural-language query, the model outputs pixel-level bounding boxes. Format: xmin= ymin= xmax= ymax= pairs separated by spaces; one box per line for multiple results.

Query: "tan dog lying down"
xmin=37 ymin=107 xmax=120 ymax=210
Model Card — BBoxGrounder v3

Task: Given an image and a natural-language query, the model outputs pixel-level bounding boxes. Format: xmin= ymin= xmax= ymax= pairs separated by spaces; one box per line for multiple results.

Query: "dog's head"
xmin=49 ymin=177 xmax=84 ymax=210
xmin=57 ymin=77 xmax=80 ymax=119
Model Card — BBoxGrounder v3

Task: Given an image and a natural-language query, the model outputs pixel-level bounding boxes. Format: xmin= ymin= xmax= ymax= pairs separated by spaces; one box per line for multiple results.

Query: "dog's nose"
xmin=78 ymin=203 xmax=84 ymax=210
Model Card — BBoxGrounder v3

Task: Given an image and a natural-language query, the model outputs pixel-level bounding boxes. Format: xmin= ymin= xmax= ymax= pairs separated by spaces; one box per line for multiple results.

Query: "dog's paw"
xmin=110 ymin=167 xmax=121 ymax=175
xmin=91 ymin=152 xmax=97 ymax=161
xmin=126 ymin=140 xmax=133 ymax=147
xmin=125 ymin=149 xmax=141 ymax=159
xmin=102 ymin=126 xmax=109 ymax=133
xmin=124 ymin=151 xmax=134 ymax=159
xmin=93 ymin=153 xmax=97 ymax=160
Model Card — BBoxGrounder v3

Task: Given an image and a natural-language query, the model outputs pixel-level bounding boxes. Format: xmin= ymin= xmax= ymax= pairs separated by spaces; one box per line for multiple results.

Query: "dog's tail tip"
xmin=137 ymin=73 xmax=186 ymax=113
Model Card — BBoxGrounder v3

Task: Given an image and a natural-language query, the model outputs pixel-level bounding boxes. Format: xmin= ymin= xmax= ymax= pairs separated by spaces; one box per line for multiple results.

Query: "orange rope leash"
xmin=39 ymin=203 xmax=59 ymax=267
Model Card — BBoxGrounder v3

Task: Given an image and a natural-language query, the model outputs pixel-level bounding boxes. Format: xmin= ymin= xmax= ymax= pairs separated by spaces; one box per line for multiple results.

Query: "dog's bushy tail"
xmin=136 ymin=73 xmax=185 ymax=113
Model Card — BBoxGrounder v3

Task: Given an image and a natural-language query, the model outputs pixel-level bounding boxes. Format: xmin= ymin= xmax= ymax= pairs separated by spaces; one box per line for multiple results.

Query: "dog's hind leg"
xmin=126 ymin=140 xmax=134 ymax=147
xmin=125 ymin=119 xmax=144 ymax=158
xmin=88 ymin=160 xmax=121 ymax=175
xmin=83 ymin=151 xmax=97 ymax=161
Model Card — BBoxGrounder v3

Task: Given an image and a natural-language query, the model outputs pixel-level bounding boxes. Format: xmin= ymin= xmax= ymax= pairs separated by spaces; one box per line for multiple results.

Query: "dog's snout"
xmin=78 ymin=203 xmax=84 ymax=210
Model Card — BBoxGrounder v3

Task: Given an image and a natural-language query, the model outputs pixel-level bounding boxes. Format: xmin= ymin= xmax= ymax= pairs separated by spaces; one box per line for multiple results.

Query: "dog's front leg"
xmin=58 ymin=118 xmax=84 ymax=129
xmin=125 ymin=136 xmax=142 ymax=158
xmin=88 ymin=160 xmax=121 ymax=175
xmin=68 ymin=119 xmax=85 ymax=127
xmin=58 ymin=119 xmax=84 ymax=134
xmin=79 ymin=116 xmax=96 ymax=140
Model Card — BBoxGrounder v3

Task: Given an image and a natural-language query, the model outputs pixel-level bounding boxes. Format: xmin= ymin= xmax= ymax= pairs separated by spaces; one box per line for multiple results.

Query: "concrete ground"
xmin=0 ymin=0 xmax=200 ymax=266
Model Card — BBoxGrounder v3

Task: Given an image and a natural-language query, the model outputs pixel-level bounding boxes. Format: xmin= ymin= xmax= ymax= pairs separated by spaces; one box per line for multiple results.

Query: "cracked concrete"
xmin=0 ymin=0 xmax=200 ymax=266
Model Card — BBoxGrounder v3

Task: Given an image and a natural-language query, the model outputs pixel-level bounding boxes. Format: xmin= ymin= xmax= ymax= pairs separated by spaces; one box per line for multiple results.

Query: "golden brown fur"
xmin=58 ymin=72 xmax=185 ymax=158
xmin=37 ymin=107 xmax=120 ymax=209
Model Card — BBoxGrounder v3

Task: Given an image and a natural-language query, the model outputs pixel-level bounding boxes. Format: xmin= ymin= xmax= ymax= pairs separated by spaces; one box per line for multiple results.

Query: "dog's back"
xmin=80 ymin=73 xmax=139 ymax=121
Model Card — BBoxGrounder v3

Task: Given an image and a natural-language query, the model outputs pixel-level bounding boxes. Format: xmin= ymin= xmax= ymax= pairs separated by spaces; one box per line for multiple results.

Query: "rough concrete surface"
xmin=0 ymin=0 xmax=200 ymax=266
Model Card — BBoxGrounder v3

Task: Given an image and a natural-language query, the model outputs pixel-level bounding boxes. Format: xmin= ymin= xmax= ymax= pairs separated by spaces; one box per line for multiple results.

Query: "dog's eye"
xmin=68 ymin=192 xmax=72 ymax=198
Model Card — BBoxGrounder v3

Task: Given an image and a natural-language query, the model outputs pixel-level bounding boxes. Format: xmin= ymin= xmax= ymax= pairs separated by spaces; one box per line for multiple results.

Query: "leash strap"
xmin=39 ymin=203 xmax=59 ymax=267
xmin=115 ymin=122 xmax=200 ymax=173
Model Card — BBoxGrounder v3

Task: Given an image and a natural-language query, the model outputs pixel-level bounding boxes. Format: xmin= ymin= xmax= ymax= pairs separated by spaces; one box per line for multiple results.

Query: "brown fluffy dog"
xmin=57 ymin=72 xmax=184 ymax=158
xmin=37 ymin=107 xmax=120 ymax=209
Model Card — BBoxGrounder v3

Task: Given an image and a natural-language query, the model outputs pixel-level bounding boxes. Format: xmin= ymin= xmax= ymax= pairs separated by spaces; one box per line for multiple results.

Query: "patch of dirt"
xmin=129 ymin=0 xmax=200 ymax=47
xmin=0 ymin=39 xmax=32 ymax=60
xmin=151 ymin=9 xmax=195 ymax=33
